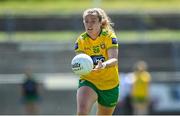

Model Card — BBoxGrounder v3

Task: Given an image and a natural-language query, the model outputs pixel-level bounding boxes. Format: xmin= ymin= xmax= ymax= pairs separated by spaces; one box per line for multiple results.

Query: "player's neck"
xmin=88 ymin=30 xmax=101 ymax=40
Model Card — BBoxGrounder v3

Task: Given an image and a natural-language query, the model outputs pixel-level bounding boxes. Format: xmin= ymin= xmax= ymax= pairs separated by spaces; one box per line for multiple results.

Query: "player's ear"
xmin=101 ymin=19 xmax=107 ymax=28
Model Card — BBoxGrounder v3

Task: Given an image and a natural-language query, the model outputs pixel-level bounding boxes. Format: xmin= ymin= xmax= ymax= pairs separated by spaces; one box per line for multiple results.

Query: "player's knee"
xmin=77 ymin=104 xmax=90 ymax=115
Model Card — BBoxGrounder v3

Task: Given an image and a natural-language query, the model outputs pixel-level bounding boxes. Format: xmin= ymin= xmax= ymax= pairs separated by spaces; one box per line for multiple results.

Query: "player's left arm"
xmin=94 ymin=32 xmax=119 ymax=70
xmin=94 ymin=48 xmax=118 ymax=70
xmin=103 ymin=48 xmax=118 ymax=68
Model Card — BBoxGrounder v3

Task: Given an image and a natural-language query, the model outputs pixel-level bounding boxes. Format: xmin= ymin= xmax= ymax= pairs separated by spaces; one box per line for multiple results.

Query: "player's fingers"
xmin=97 ymin=60 xmax=102 ymax=65
xmin=92 ymin=68 xmax=100 ymax=72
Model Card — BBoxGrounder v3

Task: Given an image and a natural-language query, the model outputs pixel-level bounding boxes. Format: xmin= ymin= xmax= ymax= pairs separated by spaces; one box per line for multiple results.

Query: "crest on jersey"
xmin=100 ymin=43 xmax=105 ymax=49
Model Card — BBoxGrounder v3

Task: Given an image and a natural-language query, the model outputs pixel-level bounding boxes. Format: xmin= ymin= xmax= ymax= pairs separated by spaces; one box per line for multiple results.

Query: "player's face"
xmin=83 ymin=15 xmax=102 ymax=38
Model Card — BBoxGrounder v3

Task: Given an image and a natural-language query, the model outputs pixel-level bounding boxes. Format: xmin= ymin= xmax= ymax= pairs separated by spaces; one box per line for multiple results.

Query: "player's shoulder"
xmin=141 ymin=71 xmax=151 ymax=78
xmin=101 ymin=29 xmax=109 ymax=36
xmin=101 ymin=29 xmax=116 ymax=38
xmin=77 ymin=32 xmax=88 ymax=41
xmin=145 ymin=71 xmax=151 ymax=77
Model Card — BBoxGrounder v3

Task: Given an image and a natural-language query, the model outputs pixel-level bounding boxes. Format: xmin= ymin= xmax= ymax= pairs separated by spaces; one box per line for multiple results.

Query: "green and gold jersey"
xmin=132 ymin=71 xmax=151 ymax=98
xmin=74 ymin=29 xmax=119 ymax=90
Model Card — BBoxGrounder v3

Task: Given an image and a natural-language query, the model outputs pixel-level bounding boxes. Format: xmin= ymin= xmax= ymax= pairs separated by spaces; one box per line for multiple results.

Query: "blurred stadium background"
xmin=0 ymin=0 xmax=180 ymax=115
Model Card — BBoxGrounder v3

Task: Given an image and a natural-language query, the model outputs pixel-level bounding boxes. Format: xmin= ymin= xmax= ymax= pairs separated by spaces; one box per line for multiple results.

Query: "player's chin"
xmin=86 ymin=30 xmax=93 ymax=34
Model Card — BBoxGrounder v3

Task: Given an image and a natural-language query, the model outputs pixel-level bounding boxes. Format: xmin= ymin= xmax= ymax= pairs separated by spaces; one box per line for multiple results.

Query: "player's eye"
xmin=85 ymin=20 xmax=88 ymax=24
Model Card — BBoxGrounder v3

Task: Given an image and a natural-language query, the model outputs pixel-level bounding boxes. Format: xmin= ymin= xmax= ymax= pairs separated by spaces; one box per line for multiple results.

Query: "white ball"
xmin=71 ymin=53 xmax=93 ymax=75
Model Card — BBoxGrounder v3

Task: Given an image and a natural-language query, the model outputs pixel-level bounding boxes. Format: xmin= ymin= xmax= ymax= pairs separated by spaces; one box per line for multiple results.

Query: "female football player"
xmin=74 ymin=8 xmax=119 ymax=115
xmin=131 ymin=60 xmax=151 ymax=114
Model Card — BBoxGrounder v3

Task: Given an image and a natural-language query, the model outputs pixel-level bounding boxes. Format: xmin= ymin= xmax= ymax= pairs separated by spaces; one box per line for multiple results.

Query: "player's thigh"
xmin=97 ymin=103 xmax=116 ymax=115
xmin=77 ymin=86 xmax=98 ymax=108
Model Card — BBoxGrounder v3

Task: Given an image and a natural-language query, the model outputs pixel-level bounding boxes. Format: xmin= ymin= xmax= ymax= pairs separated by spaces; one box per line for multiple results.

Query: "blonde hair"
xmin=133 ymin=60 xmax=148 ymax=72
xmin=83 ymin=8 xmax=114 ymax=32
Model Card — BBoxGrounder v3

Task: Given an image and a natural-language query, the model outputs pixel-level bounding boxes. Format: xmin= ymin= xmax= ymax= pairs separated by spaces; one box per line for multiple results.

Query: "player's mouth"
xmin=88 ymin=28 xmax=93 ymax=31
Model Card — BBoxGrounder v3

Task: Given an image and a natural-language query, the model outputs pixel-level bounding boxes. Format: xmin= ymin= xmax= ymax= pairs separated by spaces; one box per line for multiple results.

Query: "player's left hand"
xmin=92 ymin=61 xmax=104 ymax=72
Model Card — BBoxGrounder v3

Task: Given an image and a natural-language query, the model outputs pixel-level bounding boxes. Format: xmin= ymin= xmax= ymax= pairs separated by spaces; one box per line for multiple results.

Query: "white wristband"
xmin=101 ymin=63 xmax=106 ymax=69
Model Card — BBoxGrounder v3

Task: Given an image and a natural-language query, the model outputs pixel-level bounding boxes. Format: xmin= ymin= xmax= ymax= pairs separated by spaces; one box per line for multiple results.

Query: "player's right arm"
xmin=74 ymin=36 xmax=84 ymax=54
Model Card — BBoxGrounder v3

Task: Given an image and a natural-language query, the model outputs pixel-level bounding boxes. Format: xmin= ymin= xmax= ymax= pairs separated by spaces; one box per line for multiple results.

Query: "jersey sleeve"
xmin=74 ymin=38 xmax=84 ymax=53
xmin=145 ymin=72 xmax=151 ymax=82
xmin=106 ymin=32 xmax=118 ymax=50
